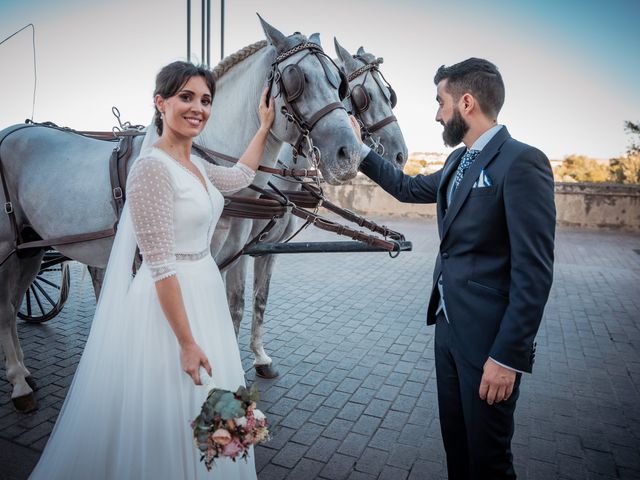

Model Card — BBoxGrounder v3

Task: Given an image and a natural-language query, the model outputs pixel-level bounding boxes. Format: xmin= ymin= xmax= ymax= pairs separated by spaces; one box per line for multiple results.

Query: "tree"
xmin=624 ymin=120 xmax=640 ymax=154
xmin=554 ymin=155 xmax=610 ymax=183
xmin=609 ymin=121 xmax=640 ymax=184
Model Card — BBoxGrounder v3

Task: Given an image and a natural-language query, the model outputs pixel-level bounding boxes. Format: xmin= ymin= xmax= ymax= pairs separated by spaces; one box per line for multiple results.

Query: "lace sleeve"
xmin=127 ymin=156 xmax=176 ymax=281
xmin=199 ymin=161 xmax=256 ymax=194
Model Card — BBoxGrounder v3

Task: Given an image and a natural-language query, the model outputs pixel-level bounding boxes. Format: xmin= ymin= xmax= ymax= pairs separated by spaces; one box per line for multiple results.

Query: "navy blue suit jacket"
xmin=360 ymin=127 xmax=555 ymax=373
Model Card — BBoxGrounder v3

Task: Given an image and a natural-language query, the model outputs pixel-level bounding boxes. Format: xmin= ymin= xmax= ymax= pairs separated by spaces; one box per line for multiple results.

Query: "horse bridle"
xmin=267 ymin=42 xmax=348 ymax=162
xmin=346 ymin=58 xmax=398 ymax=155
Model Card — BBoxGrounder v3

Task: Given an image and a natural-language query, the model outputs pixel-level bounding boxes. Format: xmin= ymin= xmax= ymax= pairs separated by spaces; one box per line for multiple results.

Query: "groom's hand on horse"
xmin=479 ymin=358 xmax=516 ymax=405
xmin=181 ymin=343 xmax=212 ymax=385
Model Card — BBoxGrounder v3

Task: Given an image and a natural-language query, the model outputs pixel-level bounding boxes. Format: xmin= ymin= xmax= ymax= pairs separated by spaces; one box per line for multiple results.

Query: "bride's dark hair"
xmin=153 ymin=61 xmax=216 ymax=135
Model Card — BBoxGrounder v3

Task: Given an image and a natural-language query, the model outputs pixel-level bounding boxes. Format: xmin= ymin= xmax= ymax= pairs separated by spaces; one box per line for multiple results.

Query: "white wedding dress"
xmin=29 ymin=147 xmax=258 ymax=480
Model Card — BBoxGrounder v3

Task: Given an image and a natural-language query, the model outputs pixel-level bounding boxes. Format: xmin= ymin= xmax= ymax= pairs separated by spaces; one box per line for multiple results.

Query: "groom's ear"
xmin=460 ymin=93 xmax=477 ymax=116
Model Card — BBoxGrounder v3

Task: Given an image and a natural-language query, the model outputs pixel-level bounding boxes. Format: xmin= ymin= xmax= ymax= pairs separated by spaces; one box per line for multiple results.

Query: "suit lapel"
xmin=437 ymin=148 xmax=465 ymax=235
xmin=441 ymin=127 xmax=511 ymax=241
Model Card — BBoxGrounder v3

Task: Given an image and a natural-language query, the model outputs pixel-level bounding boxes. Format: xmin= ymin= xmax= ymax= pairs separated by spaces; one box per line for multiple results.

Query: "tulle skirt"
xmin=29 ymin=255 xmax=257 ymax=480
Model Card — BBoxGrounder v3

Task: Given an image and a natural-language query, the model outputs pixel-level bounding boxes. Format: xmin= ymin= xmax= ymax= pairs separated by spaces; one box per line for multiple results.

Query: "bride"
xmin=29 ymin=61 xmax=275 ymax=480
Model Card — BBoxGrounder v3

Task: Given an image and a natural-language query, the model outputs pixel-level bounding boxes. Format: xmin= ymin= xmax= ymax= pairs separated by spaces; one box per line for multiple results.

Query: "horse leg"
xmin=225 ymin=256 xmax=248 ymax=337
xmin=0 ymin=251 xmax=43 ymax=411
xmin=251 ymin=253 xmax=279 ymax=379
xmin=87 ymin=266 xmax=105 ymax=300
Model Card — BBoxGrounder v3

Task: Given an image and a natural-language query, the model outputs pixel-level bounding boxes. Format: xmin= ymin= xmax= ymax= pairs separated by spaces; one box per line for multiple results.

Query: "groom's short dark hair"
xmin=434 ymin=58 xmax=505 ymax=119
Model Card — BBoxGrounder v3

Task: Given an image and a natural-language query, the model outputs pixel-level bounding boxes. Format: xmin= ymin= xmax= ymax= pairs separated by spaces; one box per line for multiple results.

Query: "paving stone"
xmin=336 ymin=432 xmax=369 ymax=458
xmin=296 ymin=393 xmax=325 ymax=412
xmin=323 ymin=390 xmax=351 ymax=409
xmin=349 ymin=387 xmax=377 ymax=405
xmin=319 ymin=452 xmax=356 ymax=480
xmin=352 ymin=415 xmax=382 ymax=436
xmin=379 ymin=464 xmax=410 ymax=480
xmin=255 ymin=445 xmax=278 ymax=472
xmin=304 ymin=436 xmax=341 ymax=463
xmin=323 ymin=418 xmax=354 ymax=441
xmin=271 ymin=442 xmax=308 ymax=469
xmin=259 ymin=463 xmax=290 ymax=480
xmin=280 ymin=409 xmax=313 ymax=430
xmin=363 ymin=398 xmax=392 ymax=418
xmin=286 ymin=458 xmax=323 ymax=479
xmin=368 ymin=428 xmax=400 ymax=450
xmin=354 ymin=446 xmax=389 ymax=476
xmin=290 ymin=423 xmax=324 ymax=446
xmin=308 ymin=406 xmax=340 ymax=426
xmin=337 ymin=402 xmax=367 ymax=422
xmin=346 ymin=472 xmax=377 ymax=480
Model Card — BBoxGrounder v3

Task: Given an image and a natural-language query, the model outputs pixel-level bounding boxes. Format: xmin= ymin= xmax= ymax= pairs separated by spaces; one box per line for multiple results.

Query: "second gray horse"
xmin=226 ymin=38 xmax=409 ymax=378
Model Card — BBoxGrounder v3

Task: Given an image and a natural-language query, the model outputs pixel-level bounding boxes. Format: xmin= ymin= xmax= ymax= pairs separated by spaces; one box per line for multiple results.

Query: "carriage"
xmin=15 ymin=124 xmax=410 ymax=324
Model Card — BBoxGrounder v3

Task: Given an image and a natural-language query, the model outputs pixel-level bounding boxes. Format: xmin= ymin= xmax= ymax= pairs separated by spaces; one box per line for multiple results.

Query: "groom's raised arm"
xmin=359 ymin=148 xmax=440 ymax=204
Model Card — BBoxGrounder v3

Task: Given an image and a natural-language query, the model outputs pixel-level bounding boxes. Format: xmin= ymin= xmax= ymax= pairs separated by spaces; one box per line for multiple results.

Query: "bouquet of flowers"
xmin=192 ymin=384 xmax=270 ymax=471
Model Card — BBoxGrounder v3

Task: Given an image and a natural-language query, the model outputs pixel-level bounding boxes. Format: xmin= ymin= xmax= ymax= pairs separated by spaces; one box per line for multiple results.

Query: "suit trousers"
xmin=435 ymin=312 xmax=521 ymax=480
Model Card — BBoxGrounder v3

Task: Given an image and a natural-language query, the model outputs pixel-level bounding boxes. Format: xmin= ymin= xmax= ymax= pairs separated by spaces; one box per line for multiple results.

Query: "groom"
xmin=354 ymin=58 xmax=555 ymax=479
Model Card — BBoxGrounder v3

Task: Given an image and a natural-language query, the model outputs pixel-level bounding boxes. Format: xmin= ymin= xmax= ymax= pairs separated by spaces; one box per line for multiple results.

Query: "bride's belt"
xmin=175 ymin=249 xmax=210 ymax=262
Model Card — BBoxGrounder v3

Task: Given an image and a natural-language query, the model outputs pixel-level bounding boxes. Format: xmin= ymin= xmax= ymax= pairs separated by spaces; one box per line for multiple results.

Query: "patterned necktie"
xmin=451 ymin=149 xmax=480 ymax=197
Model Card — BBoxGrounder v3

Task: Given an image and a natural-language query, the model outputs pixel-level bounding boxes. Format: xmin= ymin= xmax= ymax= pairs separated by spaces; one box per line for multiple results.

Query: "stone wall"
xmin=321 ymin=176 xmax=640 ymax=231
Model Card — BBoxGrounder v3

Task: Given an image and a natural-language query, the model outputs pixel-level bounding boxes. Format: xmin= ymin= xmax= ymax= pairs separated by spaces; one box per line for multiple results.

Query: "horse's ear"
xmin=309 ymin=33 xmax=321 ymax=47
xmin=257 ymin=14 xmax=286 ymax=51
xmin=334 ymin=37 xmax=351 ymax=65
xmin=334 ymin=37 xmax=359 ymax=72
xmin=357 ymin=46 xmax=366 ymax=57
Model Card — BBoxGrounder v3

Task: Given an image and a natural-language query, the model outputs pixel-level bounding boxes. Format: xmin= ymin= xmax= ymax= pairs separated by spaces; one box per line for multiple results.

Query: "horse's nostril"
xmin=396 ymin=152 xmax=404 ymax=164
xmin=338 ymin=146 xmax=349 ymax=159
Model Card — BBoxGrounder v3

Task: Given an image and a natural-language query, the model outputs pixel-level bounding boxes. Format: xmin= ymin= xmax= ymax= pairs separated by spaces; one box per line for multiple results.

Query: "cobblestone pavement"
xmin=1 ymin=217 xmax=639 ymax=480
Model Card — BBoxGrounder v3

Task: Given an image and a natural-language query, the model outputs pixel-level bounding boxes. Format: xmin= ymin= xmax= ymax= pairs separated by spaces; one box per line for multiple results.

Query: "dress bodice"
xmin=127 ymin=148 xmax=255 ymax=281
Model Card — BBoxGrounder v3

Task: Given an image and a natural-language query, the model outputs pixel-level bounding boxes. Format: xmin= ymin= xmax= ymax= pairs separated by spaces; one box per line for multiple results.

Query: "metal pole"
xmin=187 ymin=0 xmax=191 ymax=61
xmin=206 ymin=0 xmax=211 ymax=67
xmin=201 ymin=0 xmax=205 ymax=64
xmin=220 ymin=0 xmax=225 ymax=61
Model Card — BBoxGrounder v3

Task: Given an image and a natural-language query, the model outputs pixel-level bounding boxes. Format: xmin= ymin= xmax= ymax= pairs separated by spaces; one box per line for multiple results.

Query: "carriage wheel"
xmin=18 ymin=253 xmax=71 ymax=323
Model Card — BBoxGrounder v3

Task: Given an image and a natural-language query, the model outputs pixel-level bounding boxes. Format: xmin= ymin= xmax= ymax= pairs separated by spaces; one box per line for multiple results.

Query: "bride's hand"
xmin=258 ymin=87 xmax=275 ymax=132
xmin=180 ymin=342 xmax=212 ymax=385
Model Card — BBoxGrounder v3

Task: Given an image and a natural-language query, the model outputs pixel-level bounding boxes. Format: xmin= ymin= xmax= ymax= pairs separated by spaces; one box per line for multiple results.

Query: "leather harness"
xmin=0 ymin=122 xmax=404 ymax=270
xmin=347 ymin=60 xmax=398 ymax=143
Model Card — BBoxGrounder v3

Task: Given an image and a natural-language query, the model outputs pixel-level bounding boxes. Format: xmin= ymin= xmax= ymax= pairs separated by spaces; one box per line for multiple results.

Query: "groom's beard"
xmin=442 ymin=108 xmax=469 ymax=147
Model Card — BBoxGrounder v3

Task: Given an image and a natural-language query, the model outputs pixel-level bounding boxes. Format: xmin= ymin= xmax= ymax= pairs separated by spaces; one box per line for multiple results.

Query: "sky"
xmin=1 ymin=0 xmax=639 ymax=160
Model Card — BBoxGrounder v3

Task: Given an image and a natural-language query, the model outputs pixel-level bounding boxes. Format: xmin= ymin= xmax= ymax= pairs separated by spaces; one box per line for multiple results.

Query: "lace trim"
xmin=153 ymin=270 xmax=177 ymax=282
xmin=175 ymin=250 xmax=210 ymax=261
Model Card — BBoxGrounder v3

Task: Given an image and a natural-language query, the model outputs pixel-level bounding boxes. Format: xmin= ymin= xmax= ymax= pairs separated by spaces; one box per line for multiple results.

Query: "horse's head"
xmin=259 ymin=16 xmax=361 ymax=184
xmin=335 ymin=39 xmax=408 ymax=169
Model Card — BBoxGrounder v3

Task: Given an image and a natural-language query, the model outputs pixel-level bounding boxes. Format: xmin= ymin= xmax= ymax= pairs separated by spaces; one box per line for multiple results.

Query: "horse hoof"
xmin=12 ymin=393 xmax=38 ymax=412
xmin=25 ymin=376 xmax=37 ymax=391
xmin=255 ymin=364 xmax=279 ymax=379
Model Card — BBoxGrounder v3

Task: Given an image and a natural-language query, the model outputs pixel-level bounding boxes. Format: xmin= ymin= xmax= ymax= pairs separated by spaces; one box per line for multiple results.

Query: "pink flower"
xmin=212 ymin=429 xmax=232 ymax=446
xmin=246 ymin=415 xmax=256 ymax=431
xmin=222 ymin=438 xmax=245 ymax=459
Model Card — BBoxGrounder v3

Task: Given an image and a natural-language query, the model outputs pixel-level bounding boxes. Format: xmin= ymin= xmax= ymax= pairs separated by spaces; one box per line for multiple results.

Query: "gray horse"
xmin=226 ymin=38 xmax=409 ymax=378
xmin=0 ymin=17 xmax=361 ymax=411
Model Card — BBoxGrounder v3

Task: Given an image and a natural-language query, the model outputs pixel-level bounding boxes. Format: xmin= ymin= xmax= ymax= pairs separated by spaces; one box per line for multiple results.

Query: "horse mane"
xmin=212 ymin=40 xmax=268 ymax=80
